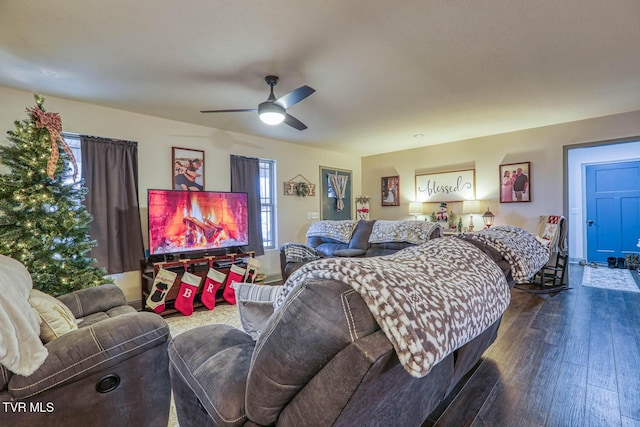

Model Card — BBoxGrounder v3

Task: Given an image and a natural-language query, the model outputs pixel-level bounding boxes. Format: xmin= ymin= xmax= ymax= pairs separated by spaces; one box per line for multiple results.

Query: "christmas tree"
xmin=0 ymin=94 xmax=111 ymax=296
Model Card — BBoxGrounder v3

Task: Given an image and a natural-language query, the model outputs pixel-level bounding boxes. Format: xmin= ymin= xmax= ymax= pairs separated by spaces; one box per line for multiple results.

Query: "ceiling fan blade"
xmin=200 ymin=108 xmax=257 ymax=113
xmin=284 ymin=113 xmax=308 ymax=130
xmin=277 ymin=85 xmax=315 ymax=109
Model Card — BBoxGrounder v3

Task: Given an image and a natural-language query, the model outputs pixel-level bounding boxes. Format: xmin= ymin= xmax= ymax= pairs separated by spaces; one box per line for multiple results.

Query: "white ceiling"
xmin=1 ymin=0 xmax=640 ymax=156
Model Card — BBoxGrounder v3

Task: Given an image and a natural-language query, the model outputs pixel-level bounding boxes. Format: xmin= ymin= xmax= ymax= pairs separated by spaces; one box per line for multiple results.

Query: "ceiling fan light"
xmin=259 ymin=111 xmax=285 ymax=125
xmin=258 ymin=102 xmax=285 ymax=125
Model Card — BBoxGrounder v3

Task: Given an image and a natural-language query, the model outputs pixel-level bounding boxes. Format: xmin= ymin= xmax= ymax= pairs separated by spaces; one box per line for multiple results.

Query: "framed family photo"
xmin=499 ymin=161 xmax=530 ymax=203
xmin=381 ymin=175 xmax=400 ymax=206
xmin=172 ymin=147 xmax=205 ymax=191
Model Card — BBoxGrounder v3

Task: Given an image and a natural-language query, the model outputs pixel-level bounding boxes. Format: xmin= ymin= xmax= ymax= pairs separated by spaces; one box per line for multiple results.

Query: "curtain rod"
xmin=79 ymin=134 xmax=138 ymax=146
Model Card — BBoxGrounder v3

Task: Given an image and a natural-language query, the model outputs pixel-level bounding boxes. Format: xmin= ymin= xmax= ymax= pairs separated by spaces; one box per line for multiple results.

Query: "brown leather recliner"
xmin=0 ymin=283 xmax=171 ymax=427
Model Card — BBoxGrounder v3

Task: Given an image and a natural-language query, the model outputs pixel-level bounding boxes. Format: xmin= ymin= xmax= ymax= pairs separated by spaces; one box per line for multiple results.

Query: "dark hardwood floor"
xmin=424 ymin=264 xmax=640 ymax=427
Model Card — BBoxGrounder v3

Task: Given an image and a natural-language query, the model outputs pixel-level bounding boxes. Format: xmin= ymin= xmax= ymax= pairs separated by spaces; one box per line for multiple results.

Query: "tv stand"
xmin=140 ymin=251 xmax=255 ymax=316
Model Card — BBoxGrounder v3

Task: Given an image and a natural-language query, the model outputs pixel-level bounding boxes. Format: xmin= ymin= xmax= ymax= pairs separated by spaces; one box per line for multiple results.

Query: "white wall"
xmin=362 ymin=111 xmax=640 ymax=238
xmin=0 ymin=86 xmax=361 ymax=303
xmin=567 ymin=140 xmax=640 ymax=261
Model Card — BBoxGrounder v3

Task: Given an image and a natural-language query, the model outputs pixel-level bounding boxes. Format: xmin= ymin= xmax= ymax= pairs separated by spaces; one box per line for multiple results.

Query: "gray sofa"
xmin=280 ymin=219 xmax=442 ymax=280
xmin=0 ymin=283 xmax=171 ymax=427
xmin=168 ymin=228 xmax=543 ymax=427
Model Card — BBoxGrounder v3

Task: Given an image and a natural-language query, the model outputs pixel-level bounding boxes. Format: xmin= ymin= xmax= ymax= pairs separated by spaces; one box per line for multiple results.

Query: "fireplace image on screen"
xmin=148 ymin=189 xmax=249 ymax=257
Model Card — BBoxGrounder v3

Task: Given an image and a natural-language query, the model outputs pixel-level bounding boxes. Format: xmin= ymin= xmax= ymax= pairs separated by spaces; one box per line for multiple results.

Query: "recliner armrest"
xmin=333 ymin=248 xmax=367 ymax=257
xmin=8 ymin=311 xmax=169 ymax=399
xmin=169 ymin=325 xmax=255 ymax=426
xmin=57 ymin=284 xmax=127 ymax=318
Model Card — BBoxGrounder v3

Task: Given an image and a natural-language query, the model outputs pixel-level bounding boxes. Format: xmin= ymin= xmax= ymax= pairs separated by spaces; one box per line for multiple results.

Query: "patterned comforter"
xmin=368 ymin=220 xmax=443 ymax=244
xmin=275 ymin=237 xmax=511 ymax=378
xmin=458 ymin=225 xmax=549 ymax=284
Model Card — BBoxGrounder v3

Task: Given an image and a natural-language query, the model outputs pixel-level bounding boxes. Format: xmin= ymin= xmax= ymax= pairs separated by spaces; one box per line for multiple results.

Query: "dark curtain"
xmin=230 ymin=155 xmax=264 ymax=256
xmin=81 ymin=136 xmax=145 ymax=273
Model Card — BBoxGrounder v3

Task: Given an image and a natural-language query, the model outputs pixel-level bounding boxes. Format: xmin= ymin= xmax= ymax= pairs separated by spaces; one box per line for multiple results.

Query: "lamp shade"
xmin=462 ymin=200 xmax=480 ymax=214
xmin=409 ymin=202 xmax=423 ymax=216
xmin=258 ymin=102 xmax=285 ymax=125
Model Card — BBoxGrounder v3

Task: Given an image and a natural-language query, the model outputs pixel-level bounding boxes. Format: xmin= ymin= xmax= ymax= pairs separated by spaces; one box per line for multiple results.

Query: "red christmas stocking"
xmin=145 ymin=269 xmax=177 ymax=314
xmin=223 ymin=264 xmax=246 ymax=305
xmin=201 ymin=268 xmax=226 ymax=310
xmin=174 ymin=272 xmax=202 ymax=316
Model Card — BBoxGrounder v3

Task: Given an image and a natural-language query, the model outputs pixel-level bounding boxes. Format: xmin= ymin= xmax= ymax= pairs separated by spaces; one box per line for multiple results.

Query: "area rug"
xmin=581 ymin=266 xmax=640 ymax=293
xmin=165 ymin=303 xmax=242 ymax=336
xmin=164 ymin=304 xmax=242 ymax=427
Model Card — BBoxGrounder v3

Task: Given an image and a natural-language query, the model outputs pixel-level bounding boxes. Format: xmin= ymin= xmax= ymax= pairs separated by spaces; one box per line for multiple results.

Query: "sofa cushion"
xmin=333 ymin=248 xmax=367 ymax=257
xmin=310 ymin=241 xmax=350 ymax=258
xmin=28 ymin=289 xmax=78 ymax=343
xmin=347 ymin=219 xmax=375 ymax=250
xmin=306 ymin=220 xmax=357 ymax=244
xmin=233 ymin=283 xmax=280 ymax=340
xmin=56 ymin=283 xmax=127 ymax=319
xmin=77 ymin=305 xmax=137 ymax=328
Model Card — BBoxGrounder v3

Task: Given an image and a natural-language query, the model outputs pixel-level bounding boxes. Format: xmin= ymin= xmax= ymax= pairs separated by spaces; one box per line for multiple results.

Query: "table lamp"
xmin=462 ymin=200 xmax=480 ymax=232
xmin=409 ymin=202 xmax=423 ymax=220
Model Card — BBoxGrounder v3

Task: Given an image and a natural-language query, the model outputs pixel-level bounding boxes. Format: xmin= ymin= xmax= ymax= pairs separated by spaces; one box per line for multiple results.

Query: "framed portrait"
xmin=172 ymin=147 xmax=205 ymax=191
xmin=415 ymin=169 xmax=475 ymax=202
xmin=381 ymin=175 xmax=400 ymax=206
xmin=499 ymin=161 xmax=531 ymax=203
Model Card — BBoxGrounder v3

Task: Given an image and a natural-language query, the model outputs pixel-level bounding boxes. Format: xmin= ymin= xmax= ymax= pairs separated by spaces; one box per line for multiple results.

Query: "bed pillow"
xmin=233 ymin=283 xmax=281 ymax=340
xmin=29 ymin=289 xmax=78 ymax=343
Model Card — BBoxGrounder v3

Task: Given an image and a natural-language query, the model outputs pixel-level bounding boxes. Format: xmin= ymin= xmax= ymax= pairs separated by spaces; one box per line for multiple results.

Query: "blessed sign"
xmin=415 ymin=169 xmax=475 ymax=202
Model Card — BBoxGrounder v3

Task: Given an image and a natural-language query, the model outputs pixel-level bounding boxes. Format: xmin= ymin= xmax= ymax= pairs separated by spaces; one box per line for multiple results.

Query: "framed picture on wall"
xmin=381 ymin=175 xmax=400 ymax=206
xmin=415 ymin=169 xmax=475 ymax=203
xmin=172 ymin=147 xmax=205 ymax=191
xmin=499 ymin=161 xmax=531 ymax=203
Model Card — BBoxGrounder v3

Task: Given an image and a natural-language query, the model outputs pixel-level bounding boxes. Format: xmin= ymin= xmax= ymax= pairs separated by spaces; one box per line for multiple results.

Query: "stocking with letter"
xmin=201 ymin=262 xmax=226 ymax=310
xmin=174 ymin=271 xmax=202 ymax=316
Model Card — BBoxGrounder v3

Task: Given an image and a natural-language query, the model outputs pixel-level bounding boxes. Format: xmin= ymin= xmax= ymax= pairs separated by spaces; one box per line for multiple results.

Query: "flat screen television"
xmin=147 ymin=189 xmax=249 ymax=257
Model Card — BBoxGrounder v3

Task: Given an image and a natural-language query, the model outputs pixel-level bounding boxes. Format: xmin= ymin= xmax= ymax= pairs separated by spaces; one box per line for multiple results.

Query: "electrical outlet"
xmin=307 ymin=212 xmax=320 ymax=219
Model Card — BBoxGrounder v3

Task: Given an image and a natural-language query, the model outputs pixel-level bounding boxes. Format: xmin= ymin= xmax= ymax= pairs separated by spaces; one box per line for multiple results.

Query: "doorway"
xmin=585 ymin=161 xmax=640 ymax=263
xmin=566 ymin=140 xmax=640 ymax=264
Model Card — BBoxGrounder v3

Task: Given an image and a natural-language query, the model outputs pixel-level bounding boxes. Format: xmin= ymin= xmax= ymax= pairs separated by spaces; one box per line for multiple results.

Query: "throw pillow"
xmin=233 ymin=283 xmax=281 ymax=340
xmin=29 ymin=289 xmax=78 ymax=343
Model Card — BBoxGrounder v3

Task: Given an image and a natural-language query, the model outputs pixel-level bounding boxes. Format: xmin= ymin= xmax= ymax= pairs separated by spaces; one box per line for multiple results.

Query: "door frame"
xmin=564 ymin=136 xmax=640 ymax=263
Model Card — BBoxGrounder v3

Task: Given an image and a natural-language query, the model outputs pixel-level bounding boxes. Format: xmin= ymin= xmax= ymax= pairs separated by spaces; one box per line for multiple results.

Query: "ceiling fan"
xmin=201 ymin=75 xmax=315 ymax=130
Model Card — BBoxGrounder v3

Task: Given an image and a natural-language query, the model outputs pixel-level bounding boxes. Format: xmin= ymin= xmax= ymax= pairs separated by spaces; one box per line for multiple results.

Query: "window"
xmin=259 ymin=159 xmax=276 ymax=249
xmin=62 ymin=133 xmax=82 ymax=185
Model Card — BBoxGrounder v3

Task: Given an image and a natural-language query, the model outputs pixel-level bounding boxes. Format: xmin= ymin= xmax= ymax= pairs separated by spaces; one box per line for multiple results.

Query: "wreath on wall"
xmin=295 ymin=181 xmax=311 ymax=197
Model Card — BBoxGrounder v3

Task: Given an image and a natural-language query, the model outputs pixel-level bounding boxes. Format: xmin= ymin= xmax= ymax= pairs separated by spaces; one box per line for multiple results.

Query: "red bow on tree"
xmin=26 ymin=106 xmax=78 ymax=181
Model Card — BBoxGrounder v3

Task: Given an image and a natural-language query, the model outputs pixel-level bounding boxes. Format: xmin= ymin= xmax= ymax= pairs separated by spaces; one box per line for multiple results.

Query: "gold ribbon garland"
xmin=26 ymin=106 xmax=78 ymax=181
